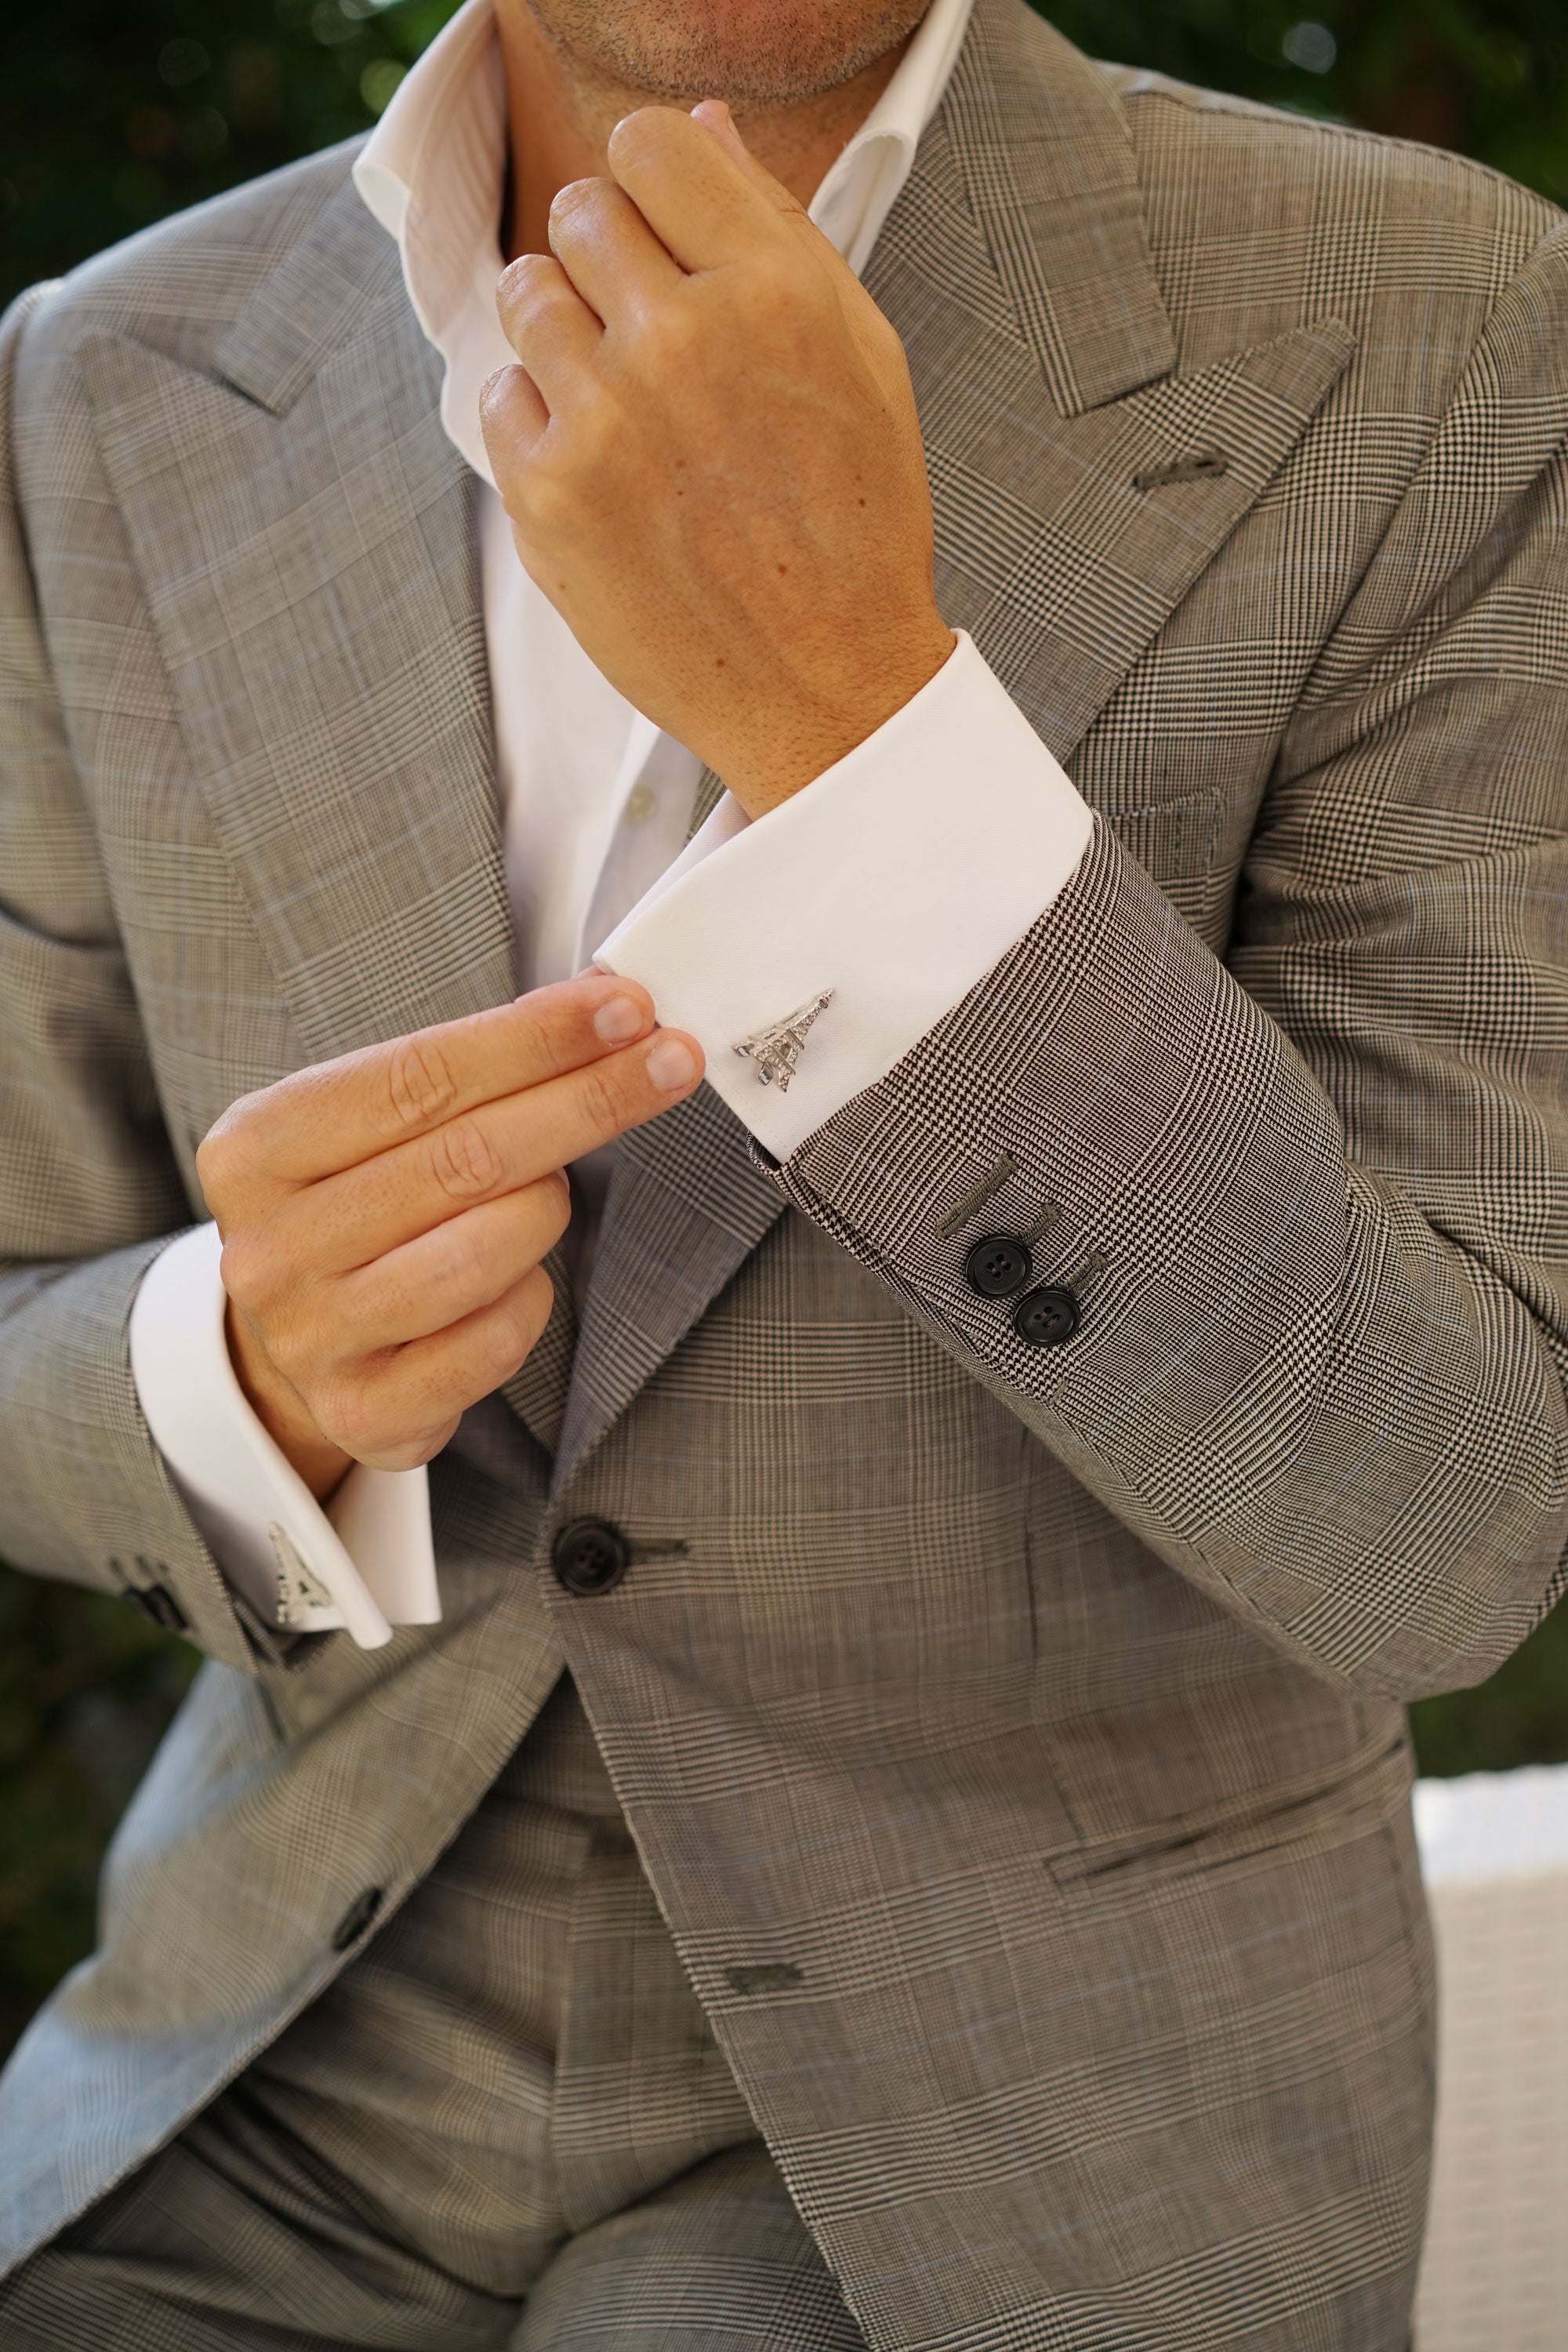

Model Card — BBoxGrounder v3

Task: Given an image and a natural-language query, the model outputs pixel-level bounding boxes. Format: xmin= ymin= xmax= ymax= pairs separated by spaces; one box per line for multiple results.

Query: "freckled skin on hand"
xmin=481 ymin=101 xmax=954 ymax=820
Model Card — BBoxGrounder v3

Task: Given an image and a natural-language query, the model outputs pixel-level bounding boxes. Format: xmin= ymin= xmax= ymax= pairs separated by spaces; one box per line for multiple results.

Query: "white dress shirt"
xmin=129 ymin=0 xmax=1094 ymax=1646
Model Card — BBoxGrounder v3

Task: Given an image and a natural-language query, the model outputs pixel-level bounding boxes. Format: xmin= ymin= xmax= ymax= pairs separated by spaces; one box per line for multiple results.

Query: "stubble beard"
xmin=517 ymin=0 xmax=935 ymax=108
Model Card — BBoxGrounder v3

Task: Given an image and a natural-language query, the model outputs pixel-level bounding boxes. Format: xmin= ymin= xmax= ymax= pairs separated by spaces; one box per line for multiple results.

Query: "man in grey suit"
xmin=1 ymin=0 xmax=1565 ymax=2341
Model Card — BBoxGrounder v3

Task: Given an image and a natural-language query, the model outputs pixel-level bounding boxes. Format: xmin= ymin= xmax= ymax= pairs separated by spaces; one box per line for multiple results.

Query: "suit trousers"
xmin=0 ymin=1673 xmax=867 ymax=2351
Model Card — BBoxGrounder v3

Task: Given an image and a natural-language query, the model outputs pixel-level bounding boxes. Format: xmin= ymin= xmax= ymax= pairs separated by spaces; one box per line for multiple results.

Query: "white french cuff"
xmin=129 ymin=1220 xmax=440 ymax=1648
xmin=593 ymin=630 xmax=1097 ymax=1159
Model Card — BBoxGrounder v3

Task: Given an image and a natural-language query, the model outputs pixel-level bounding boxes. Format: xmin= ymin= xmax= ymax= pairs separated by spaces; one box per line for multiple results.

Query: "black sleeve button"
xmin=121 ymin=1582 xmax=191 ymax=1634
xmin=552 ymin=1518 xmax=631 ymax=1597
xmin=964 ymin=1234 xmax=1033 ymax=1298
xmin=1013 ymin=1286 xmax=1081 ymax=1348
xmin=140 ymin=1583 xmax=191 ymax=1634
xmin=331 ymin=1887 xmax=384 ymax=1951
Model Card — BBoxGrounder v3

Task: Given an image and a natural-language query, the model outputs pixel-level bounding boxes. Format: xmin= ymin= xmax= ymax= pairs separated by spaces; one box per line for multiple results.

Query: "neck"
xmin=495 ymin=4 xmax=913 ymax=260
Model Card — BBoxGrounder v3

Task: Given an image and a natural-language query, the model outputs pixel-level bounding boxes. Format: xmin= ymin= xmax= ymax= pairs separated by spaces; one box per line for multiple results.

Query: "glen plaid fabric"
xmin=2 ymin=2142 xmax=863 ymax=2352
xmin=1 ymin=0 xmax=1566 ymax=2340
xmin=0 ymin=1673 xmax=848 ymax=2351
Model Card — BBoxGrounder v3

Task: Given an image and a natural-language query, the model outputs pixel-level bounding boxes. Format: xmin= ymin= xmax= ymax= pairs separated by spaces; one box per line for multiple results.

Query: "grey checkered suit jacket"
xmin=2 ymin=0 xmax=1566 ymax=2341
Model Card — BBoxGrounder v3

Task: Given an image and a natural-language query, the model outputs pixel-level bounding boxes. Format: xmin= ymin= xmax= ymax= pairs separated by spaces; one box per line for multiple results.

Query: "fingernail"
xmin=646 ymin=1036 xmax=699 ymax=1093
xmin=593 ymin=993 xmax=645 ymax=1045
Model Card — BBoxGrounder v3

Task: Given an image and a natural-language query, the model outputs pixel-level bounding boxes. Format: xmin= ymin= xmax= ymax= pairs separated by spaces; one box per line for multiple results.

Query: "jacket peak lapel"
xmin=77 ymin=181 xmax=518 ymax=1066
xmin=214 ymin=158 xmax=396 ymax=419
xmin=869 ymin=5 xmax=1356 ymax=768
xmin=942 ymin=0 xmax=1176 ymax=416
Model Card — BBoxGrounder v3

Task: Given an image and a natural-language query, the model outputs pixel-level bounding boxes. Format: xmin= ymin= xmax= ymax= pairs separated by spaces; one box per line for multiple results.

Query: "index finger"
xmin=199 ymin=972 xmax=656 ymax=1210
xmin=604 ymin=104 xmax=814 ymax=275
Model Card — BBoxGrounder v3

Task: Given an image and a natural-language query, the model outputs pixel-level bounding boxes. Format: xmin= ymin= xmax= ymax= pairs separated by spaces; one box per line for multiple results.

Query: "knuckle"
xmin=509 ymin=256 xmax=573 ymax=332
xmin=501 ymin=250 xmax=557 ymax=304
xmin=216 ymin=1227 xmax=267 ymax=1310
xmin=267 ymin=1327 xmax=314 ymax=1394
xmin=317 ymin=1377 xmax=380 ymax=1459
xmin=193 ymin=1127 xmax=225 ymax=1198
xmin=738 ymin=253 xmax=796 ymax=316
xmin=480 ymin=366 xmax=537 ymax=451
xmin=549 ymin=176 xmax=605 ymax=231
xmin=869 ymin=303 xmax=905 ymax=355
xmin=383 ymin=1422 xmax=459 ymax=1473
xmin=427 ymin=1116 xmax=502 ymax=1202
xmin=640 ymin=303 xmax=698 ymax=373
xmin=491 ymin=1274 xmax=551 ymax=1372
xmin=257 ymin=1295 xmax=324 ymax=1390
xmin=521 ymin=465 xmax=577 ymax=541
xmin=575 ymin=381 xmax=625 ymax=446
xmin=194 ymin=1099 xmax=252 ymax=1203
xmin=575 ymin=1060 xmax=625 ymax=1136
xmin=427 ymin=1217 xmax=492 ymax=1301
xmin=385 ymin=1033 xmax=459 ymax=1132
xmin=605 ymin=108 xmax=661 ymax=169
xmin=477 ymin=1326 xmax=522 ymax=1391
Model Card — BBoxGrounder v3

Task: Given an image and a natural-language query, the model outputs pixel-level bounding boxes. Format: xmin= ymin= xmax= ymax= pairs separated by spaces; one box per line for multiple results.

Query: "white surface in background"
xmin=1414 ymin=1762 xmax=1568 ymax=1886
xmin=1414 ymin=1761 xmax=1568 ymax=2352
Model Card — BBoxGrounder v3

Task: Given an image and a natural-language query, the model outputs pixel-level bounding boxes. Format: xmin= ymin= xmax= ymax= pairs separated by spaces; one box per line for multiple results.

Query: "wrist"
xmin=721 ymin=614 xmax=957 ymax=818
xmin=224 ymin=1300 xmax=353 ymax=1504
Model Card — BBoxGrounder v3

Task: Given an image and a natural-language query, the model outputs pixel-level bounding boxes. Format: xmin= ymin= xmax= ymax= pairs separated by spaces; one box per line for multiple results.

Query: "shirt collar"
xmin=354 ymin=0 xmax=975 ymax=484
xmin=808 ymin=0 xmax=976 ymax=274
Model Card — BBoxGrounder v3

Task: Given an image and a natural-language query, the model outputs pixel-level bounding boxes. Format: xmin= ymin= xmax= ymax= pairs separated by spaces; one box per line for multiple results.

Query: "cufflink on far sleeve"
xmin=734 ymin=989 xmax=835 ymax=1092
xmin=270 ymin=1523 xmax=336 ymax=1628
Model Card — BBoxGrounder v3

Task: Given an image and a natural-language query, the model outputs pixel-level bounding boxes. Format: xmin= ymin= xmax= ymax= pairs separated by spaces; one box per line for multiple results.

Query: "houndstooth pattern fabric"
xmin=1 ymin=0 xmax=1566 ymax=2343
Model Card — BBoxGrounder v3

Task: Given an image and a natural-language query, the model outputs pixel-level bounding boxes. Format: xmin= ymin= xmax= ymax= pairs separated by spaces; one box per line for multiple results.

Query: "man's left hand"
xmin=481 ymin=101 xmax=956 ymax=819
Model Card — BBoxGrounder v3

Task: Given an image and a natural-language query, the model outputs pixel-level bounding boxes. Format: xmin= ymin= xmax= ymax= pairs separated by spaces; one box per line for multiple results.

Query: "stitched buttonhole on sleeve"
xmin=937 ymin=1152 xmax=1019 ymax=1240
xmin=1020 ymin=1200 xmax=1062 ymax=1248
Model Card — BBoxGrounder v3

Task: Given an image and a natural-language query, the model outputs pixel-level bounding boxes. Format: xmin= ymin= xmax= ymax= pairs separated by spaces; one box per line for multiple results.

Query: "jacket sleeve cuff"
xmin=128 ymin=1221 xmax=438 ymax=1650
xmin=592 ymin=630 xmax=1095 ymax=1160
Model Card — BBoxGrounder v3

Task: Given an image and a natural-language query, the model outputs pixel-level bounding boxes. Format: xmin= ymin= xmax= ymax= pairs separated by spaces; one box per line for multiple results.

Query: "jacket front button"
xmin=552 ymin=1517 xmax=630 ymax=1597
xmin=964 ymin=1234 xmax=1033 ymax=1298
xmin=331 ymin=1887 xmax=383 ymax=1952
xmin=1013 ymin=1286 xmax=1081 ymax=1348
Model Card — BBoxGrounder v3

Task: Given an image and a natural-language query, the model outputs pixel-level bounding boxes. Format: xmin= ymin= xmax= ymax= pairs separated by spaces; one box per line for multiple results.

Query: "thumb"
xmin=688 ymin=99 xmax=805 ymax=218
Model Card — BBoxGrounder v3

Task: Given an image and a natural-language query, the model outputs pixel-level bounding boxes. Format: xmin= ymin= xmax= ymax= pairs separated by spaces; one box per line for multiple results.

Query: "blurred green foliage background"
xmin=3 ymin=0 xmax=1568 ymax=2056
xmin=9 ymin=0 xmax=1568 ymax=310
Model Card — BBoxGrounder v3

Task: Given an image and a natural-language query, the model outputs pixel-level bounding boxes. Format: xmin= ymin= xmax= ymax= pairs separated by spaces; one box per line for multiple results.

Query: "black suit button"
xmin=1013 ymin=1286 xmax=1080 ymax=1348
xmin=552 ymin=1518 xmax=631 ymax=1597
xmin=964 ymin=1234 xmax=1033 ymax=1298
xmin=331 ymin=1887 xmax=383 ymax=1952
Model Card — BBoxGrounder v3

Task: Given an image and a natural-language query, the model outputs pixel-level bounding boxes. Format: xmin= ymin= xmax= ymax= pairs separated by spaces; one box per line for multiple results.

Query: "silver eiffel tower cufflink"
xmin=734 ymin=989 xmax=835 ymax=1092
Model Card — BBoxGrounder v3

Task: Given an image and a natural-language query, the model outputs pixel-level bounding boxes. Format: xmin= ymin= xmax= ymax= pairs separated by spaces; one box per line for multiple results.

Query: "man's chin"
xmin=520 ymin=0 xmax=935 ymax=108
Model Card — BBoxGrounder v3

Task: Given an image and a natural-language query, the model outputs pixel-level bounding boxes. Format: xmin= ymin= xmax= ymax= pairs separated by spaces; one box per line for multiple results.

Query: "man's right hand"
xmin=195 ymin=972 xmax=703 ymax=1501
